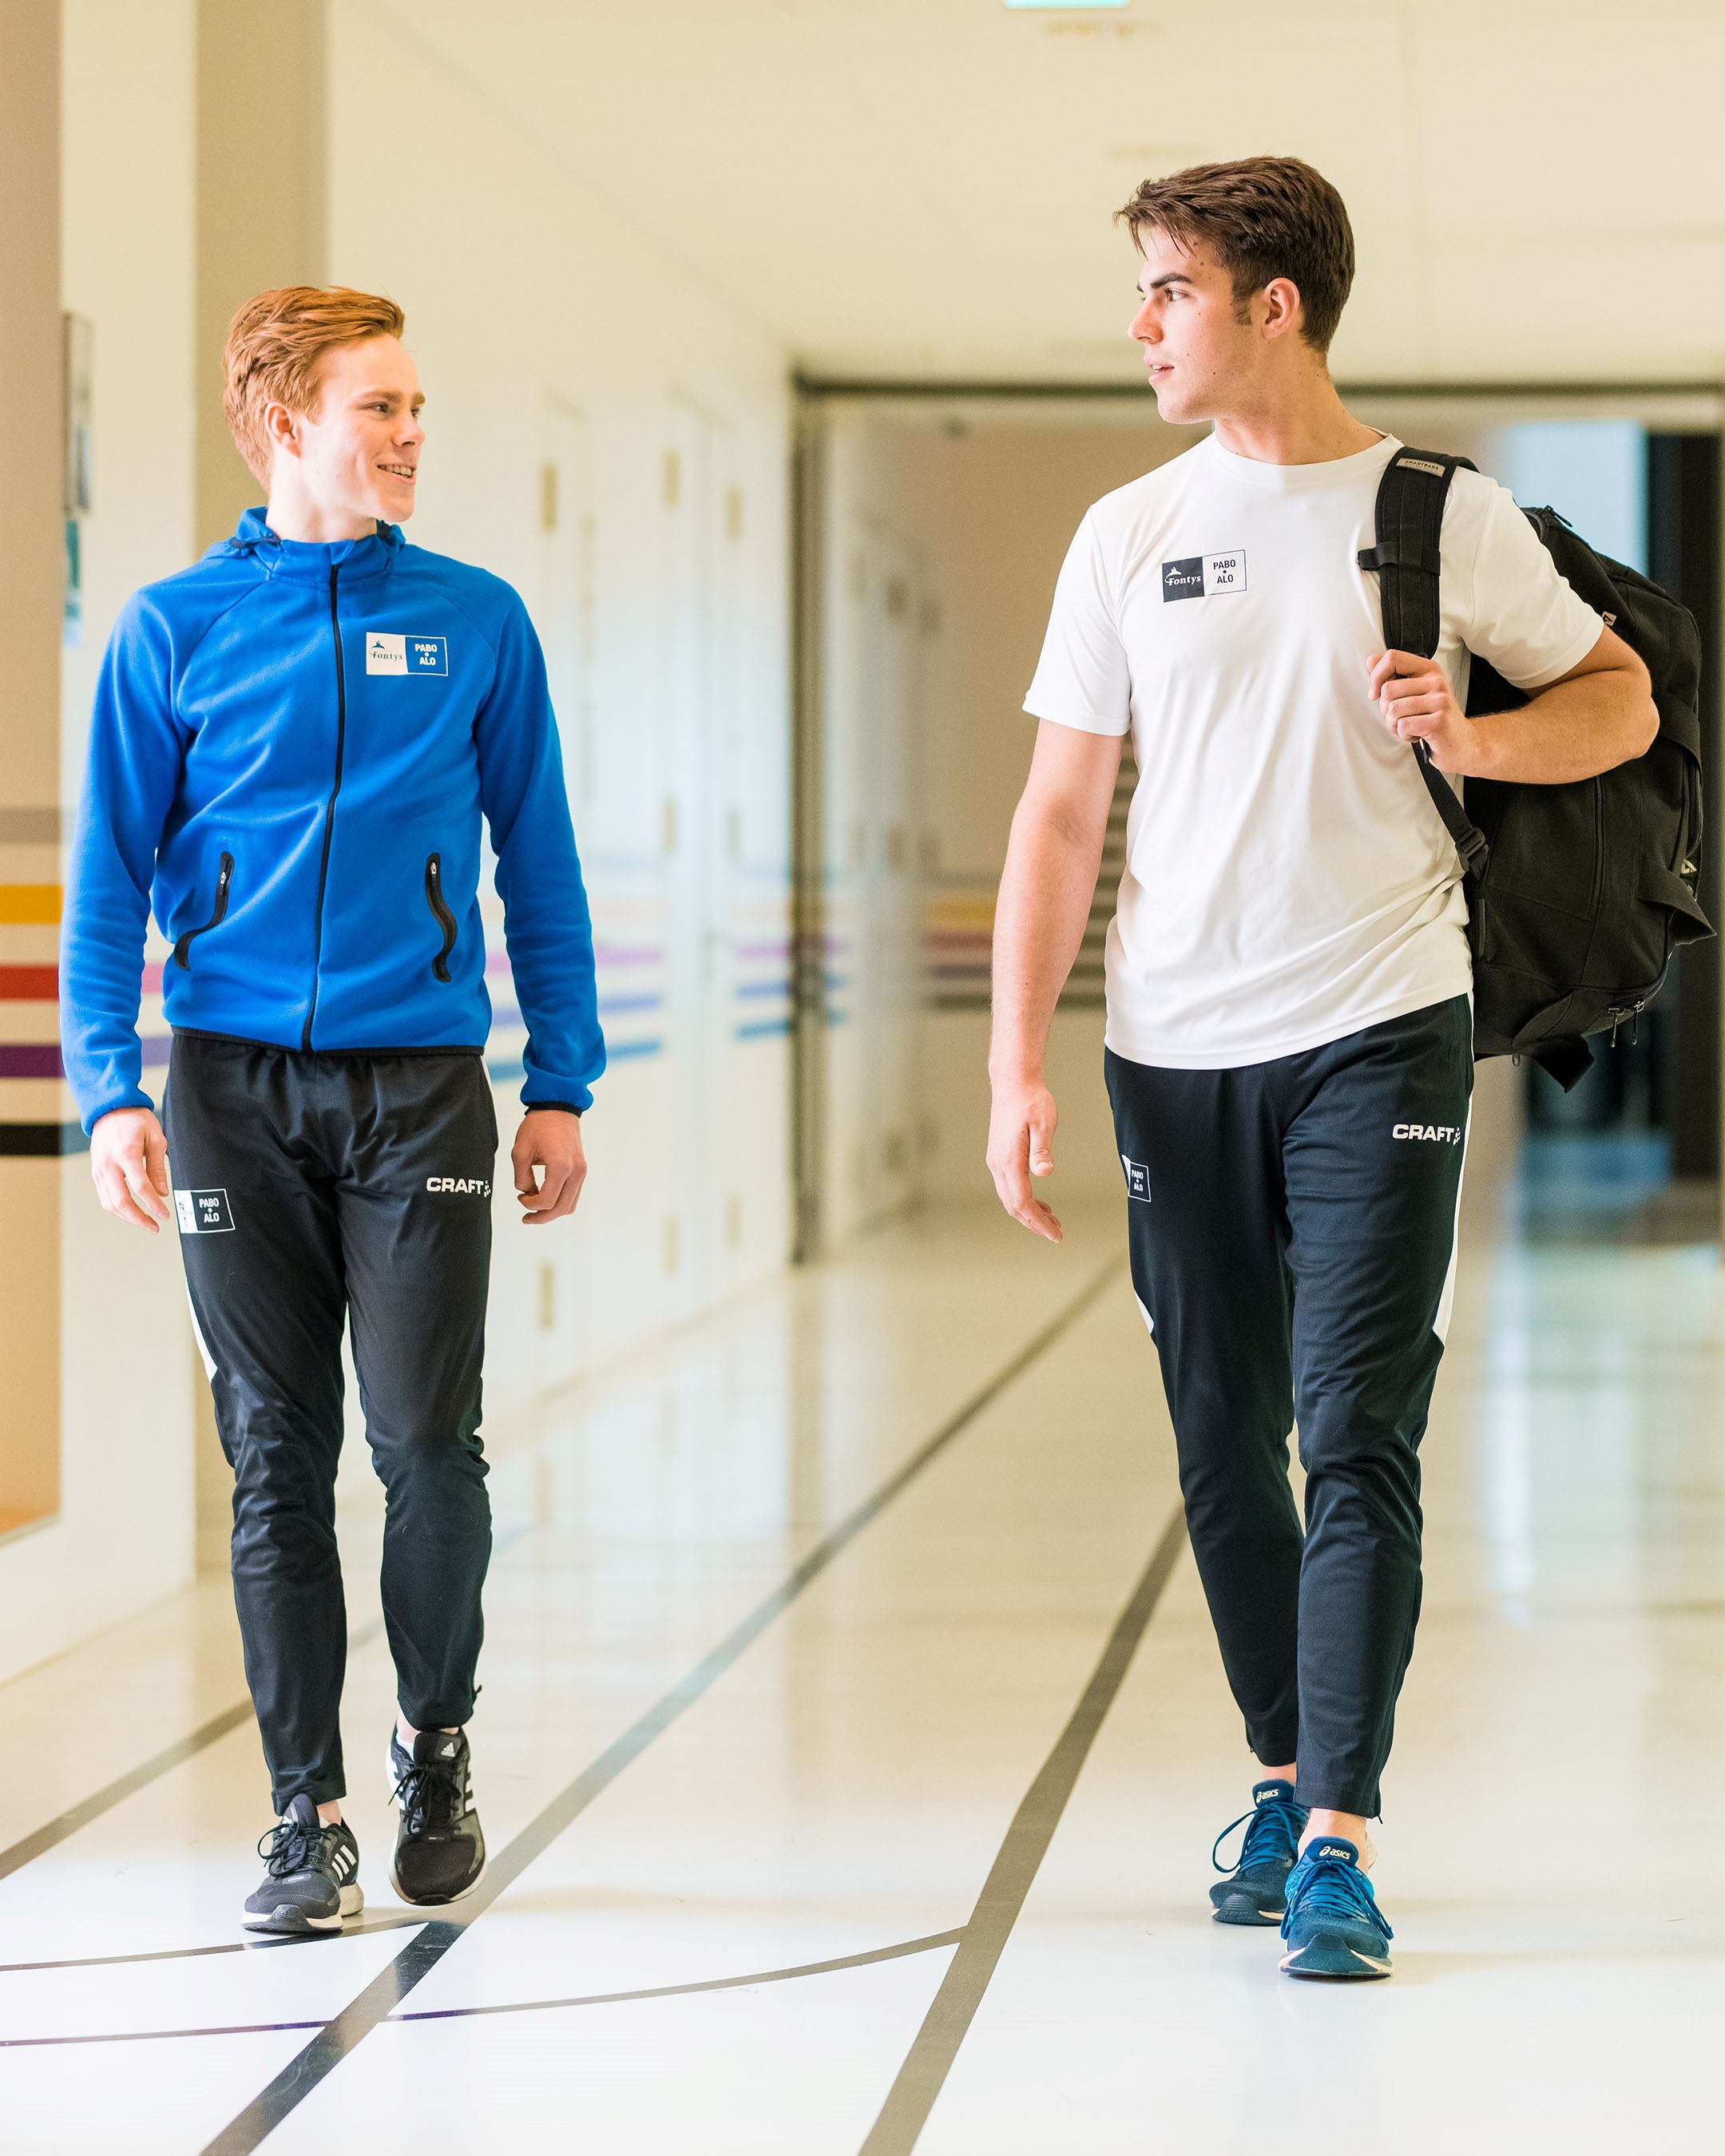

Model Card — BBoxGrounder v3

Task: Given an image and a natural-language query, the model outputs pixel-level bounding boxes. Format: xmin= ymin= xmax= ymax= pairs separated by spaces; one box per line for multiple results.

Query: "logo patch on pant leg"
xmin=174 ymin=1187 xmax=235 ymax=1234
xmin=1120 ymin=1155 xmax=1152 ymax=1203
xmin=425 ymin=1176 xmax=493 ymax=1196
xmin=1392 ymin=1124 xmax=1463 ymax=1143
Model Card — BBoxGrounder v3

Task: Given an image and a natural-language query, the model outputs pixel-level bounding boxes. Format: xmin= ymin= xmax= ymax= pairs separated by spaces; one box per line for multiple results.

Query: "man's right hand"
xmin=985 ymin=1073 xmax=1063 ymax=1244
xmin=89 ymin=1107 xmax=172 ymax=1233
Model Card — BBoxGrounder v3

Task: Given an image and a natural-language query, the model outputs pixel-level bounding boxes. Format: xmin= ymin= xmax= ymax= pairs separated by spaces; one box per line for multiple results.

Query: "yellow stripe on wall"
xmin=0 ymin=886 xmax=61 ymax=925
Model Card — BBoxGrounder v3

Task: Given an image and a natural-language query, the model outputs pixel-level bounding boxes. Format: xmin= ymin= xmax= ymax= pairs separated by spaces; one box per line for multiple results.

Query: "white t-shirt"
xmin=1023 ymin=432 xmax=1604 ymax=1068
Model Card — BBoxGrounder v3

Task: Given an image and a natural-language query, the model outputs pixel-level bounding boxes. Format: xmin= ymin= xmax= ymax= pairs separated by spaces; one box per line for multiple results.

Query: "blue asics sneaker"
xmin=1208 ymin=1778 xmax=1309 ymax=1925
xmin=1279 ymin=1836 xmax=1394 ymax=1979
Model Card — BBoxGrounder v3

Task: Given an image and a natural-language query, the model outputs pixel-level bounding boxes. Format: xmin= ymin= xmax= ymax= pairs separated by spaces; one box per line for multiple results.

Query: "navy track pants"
xmin=165 ymin=1032 xmax=498 ymax=1813
xmin=1105 ymin=995 xmax=1473 ymax=1816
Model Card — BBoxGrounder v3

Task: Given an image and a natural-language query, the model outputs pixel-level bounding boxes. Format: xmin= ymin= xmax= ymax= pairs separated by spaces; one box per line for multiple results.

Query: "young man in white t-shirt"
xmin=988 ymin=157 xmax=1656 ymax=1980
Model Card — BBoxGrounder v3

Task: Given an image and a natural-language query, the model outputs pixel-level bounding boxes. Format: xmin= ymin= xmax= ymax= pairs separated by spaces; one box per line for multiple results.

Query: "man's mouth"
xmin=1147 ymin=363 xmax=1172 ymax=381
xmin=379 ymin=462 xmax=416 ymax=481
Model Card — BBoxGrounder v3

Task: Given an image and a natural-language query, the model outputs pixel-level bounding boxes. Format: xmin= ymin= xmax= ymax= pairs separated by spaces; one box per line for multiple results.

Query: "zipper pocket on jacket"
xmin=172 ymin=853 xmax=234 ymax=970
xmin=425 ymin=852 xmax=458 ymax=981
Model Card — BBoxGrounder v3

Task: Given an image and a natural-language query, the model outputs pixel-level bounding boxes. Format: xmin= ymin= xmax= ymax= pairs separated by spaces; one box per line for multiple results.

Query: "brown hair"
xmin=223 ymin=285 xmax=406 ymax=484
xmin=1116 ymin=157 xmax=1355 ymax=355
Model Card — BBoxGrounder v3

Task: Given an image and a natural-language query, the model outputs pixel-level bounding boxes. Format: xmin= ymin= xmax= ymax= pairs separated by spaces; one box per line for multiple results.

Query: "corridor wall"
xmin=1 ymin=0 xmax=795 ymax=1684
xmin=327 ymin=5 xmax=796 ymax=1427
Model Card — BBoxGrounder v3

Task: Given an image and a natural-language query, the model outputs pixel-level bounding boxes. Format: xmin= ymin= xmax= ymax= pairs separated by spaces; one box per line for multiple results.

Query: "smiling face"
xmin=1127 ymin=228 xmax=1291 ymax=426
xmin=266 ymin=334 xmax=426 ymax=529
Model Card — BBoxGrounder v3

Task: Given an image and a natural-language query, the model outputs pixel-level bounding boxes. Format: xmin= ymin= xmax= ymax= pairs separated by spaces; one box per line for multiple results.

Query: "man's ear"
xmin=1259 ymin=276 xmax=1304 ymax=343
xmin=261 ymin=400 xmax=302 ymax=461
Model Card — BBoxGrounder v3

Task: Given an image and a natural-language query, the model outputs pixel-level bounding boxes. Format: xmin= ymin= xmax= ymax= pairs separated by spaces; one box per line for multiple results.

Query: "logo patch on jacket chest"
xmin=366 ymin=633 xmax=449 ymax=676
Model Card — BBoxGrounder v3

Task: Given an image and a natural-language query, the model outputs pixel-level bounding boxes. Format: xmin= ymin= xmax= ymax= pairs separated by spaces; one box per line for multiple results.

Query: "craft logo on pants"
xmin=1161 ymin=550 xmax=1247 ymax=602
xmin=1120 ymin=1155 xmax=1152 ymax=1203
xmin=175 ymin=1187 xmax=235 ymax=1235
xmin=366 ymin=632 xmax=449 ymax=676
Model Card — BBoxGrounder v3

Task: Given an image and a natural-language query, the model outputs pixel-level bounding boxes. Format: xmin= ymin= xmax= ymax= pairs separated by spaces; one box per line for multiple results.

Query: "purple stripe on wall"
xmin=0 ymin=1044 xmax=62 ymax=1078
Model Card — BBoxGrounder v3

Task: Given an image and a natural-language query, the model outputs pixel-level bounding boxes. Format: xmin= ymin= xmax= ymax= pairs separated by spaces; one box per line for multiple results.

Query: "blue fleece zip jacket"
xmin=61 ymin=509 xmax=605 ymax=1133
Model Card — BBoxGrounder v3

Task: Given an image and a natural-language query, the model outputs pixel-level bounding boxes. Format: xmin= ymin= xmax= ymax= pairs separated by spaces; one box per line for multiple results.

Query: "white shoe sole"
xmin=242 ymin=1881 xmax=363 ymax=1935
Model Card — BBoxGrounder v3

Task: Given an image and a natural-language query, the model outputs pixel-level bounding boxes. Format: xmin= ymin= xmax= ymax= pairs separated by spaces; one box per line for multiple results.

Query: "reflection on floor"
xmin=1 ymin=1189 xmax=1721 ymax=2154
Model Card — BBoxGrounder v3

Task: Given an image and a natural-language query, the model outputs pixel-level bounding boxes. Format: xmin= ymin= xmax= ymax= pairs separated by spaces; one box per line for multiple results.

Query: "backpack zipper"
xmin=172 ymin=852 xmax=234 ymax=969
xmin=424 ymin=852 xmax=458 ymax=981
xmin=303 ymin=565 xmax=347 ymax=1050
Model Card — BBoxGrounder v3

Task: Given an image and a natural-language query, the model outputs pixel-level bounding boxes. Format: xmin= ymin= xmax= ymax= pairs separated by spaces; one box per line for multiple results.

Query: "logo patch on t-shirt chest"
xmin=1161 ymin=550 xmax=1247 ymax=602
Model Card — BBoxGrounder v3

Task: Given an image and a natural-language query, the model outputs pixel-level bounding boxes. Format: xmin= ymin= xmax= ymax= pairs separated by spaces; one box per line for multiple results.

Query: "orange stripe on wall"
xmin=0 ymin=965 xmax=58 ymax=999
xmin=0 ymin=885 xmax=61 ymax=925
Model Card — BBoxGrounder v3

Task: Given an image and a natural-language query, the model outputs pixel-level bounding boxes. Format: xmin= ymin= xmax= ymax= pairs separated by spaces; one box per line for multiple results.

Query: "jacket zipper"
xmin=303 ymin=565 xmax=347 ymax=1050
xmin=425 ymin=852 xmax=458 ymax=981
xmin=172 ymin=852 xmax=234 ymax=970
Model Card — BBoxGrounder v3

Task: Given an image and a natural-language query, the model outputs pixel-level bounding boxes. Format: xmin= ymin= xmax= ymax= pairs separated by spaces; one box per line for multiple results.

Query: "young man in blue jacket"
xmin=61 ymin=286 xmax=605 ymax=1935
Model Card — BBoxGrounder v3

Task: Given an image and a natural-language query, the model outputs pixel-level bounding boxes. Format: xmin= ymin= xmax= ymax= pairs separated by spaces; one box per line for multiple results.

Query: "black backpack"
xmin=1360 ymin=447 xmax=1713 ymax=1089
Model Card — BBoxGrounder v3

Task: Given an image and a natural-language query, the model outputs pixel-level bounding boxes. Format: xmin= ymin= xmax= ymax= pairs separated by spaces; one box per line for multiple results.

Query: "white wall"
xmin=327 ymin=1 xmax=795 ymax=1445
xmin=1 ymin=0 xmax=795 ymax=1682
xmin=819 ymin=402 xmax=1190 ymax=1215
xmin=0 ymin=0 xmax=201 ymax=1687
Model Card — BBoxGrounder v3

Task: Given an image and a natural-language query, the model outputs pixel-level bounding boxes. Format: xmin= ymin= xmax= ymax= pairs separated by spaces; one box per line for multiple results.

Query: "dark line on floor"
xmin=393 ymin=1928 xmax=969 ymax=2021
xmin=200 ymin=1255 xmax=1124 ymax=2156
xmin=857 ymin=1504 xmax=1188 ymax=2156
xmin=0 ymin=1916 xmax=427 ymax=1976
xmin=0 ymin=2019 xmax=327 ymax=2051
xmin=0 ymin=1621 xmax=386 ymax=1886
xmin=0 ymin=1929 xmax=968 ymax=2052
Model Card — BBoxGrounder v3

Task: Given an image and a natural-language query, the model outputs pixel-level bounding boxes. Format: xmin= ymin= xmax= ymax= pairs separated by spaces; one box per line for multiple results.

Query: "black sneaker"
xmin=1208 ymin=1778 xmax=1308 ymax=1926
xmin=244 ymin=1794 xmax=363 ymax=1936
xmin=387 ymin=1727 xmax=486 ymax=1904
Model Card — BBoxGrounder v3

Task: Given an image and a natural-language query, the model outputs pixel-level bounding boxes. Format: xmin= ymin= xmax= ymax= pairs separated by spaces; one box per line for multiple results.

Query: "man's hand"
xmin=985 ymin=1073 xmax=1062 ymax=1244
xmin=90 ymin=1106 xmax=172 ymax=1233
xmin=1368 ymin=648 xmax=1476 ymax=774
xmin=512 ymin=1108 xmax=587 ymax=1225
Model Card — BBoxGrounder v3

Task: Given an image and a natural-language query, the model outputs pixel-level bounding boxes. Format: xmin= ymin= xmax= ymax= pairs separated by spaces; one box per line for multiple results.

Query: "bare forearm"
xmin=989 ymin=801 xmax=1104 ymax=1080
xmin=1456 ymin=668 xmax=1657 ymax=785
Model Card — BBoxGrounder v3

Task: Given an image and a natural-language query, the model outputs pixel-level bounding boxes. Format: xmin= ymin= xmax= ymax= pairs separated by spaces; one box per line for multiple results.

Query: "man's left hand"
xmin=512 ymin=1108 xmax=587 ymax=1226
xmin=1367 ymin=648 xmax=1478 ymax=775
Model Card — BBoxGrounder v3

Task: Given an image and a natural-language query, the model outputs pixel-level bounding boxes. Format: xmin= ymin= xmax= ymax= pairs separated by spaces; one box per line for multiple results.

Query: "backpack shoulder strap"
xmin=1358 ymin=446 xmax=1490 ymax=877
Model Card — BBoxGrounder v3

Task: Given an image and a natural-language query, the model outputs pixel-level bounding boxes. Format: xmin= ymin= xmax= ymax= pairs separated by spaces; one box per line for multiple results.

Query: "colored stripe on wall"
xmin=0 ymin=886 xmax=61 ymax=925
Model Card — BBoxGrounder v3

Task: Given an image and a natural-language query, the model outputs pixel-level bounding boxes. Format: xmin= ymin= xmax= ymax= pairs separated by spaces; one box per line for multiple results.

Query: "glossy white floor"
xmin=2 ymin=1184 xmax=1721 ymax=2154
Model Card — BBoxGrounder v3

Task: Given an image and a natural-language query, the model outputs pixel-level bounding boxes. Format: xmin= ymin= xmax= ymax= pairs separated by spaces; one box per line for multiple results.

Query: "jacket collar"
xmin=221 ymin=507 xmax=404 ymax=584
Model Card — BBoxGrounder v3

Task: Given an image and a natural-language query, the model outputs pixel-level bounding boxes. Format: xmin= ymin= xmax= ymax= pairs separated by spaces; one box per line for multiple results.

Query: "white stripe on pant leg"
xmin=185 ymin=1290 xmax=217 ymax=1380
xmin=1431 ymin=1108 xmax=1471 ymax=1345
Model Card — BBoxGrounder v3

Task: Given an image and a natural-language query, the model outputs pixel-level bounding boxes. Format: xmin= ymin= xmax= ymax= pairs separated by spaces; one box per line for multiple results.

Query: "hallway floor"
xmin=2 ymin=1192 xmax=1721 ymax=2153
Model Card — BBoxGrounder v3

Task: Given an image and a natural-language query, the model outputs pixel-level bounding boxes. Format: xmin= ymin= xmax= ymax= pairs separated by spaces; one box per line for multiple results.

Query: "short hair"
xmin=222 ymin=285 xmax=406 ymax=485
xmin=1116 ymin=157 xmax=1355 ymax=355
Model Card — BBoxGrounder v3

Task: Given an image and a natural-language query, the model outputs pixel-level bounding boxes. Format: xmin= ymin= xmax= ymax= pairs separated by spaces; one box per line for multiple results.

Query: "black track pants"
xmin=164 ymin=1033 xmax=498 ymax=1812
xmin=1105 ymin=996 xmax=1472 ymax=1817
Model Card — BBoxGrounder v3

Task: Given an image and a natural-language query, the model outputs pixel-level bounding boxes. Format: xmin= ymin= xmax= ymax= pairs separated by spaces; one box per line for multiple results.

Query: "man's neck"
xmin=264 ymin=493 xmax=377 ymax=545
xmin=1208 ymin=375 xmax=1382 ymax=468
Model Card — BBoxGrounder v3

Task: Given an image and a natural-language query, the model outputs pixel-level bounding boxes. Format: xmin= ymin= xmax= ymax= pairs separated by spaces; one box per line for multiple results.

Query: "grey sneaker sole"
xmin=242 ymin=1882 xmax=363 ymax=1936
xmin=1211 ymin=1889 xmax=1284 ymax=1926
xmin=1279 ymin=1940 xmax=1393 ymax=1979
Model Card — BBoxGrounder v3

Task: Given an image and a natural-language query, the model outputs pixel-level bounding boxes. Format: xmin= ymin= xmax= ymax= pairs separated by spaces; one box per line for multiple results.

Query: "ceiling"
xmin=387 ymin=0 xmax=1725 ymax=388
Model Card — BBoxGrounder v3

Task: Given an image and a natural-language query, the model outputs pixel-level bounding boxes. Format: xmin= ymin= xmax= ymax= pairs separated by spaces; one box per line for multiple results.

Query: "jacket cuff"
xmin=522 ymin=1099 xmax=585 ymax=1116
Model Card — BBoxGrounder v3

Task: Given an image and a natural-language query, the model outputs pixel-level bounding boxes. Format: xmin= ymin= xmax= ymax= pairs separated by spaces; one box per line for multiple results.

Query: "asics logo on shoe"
xmin=1393 ymin=1124 xmax=1462 ymax=1143
xmin=426 ymin=1176 xmax=492 ymax=1195
xmin=1313 ymin=1845 xmax=1354 ymax=1862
